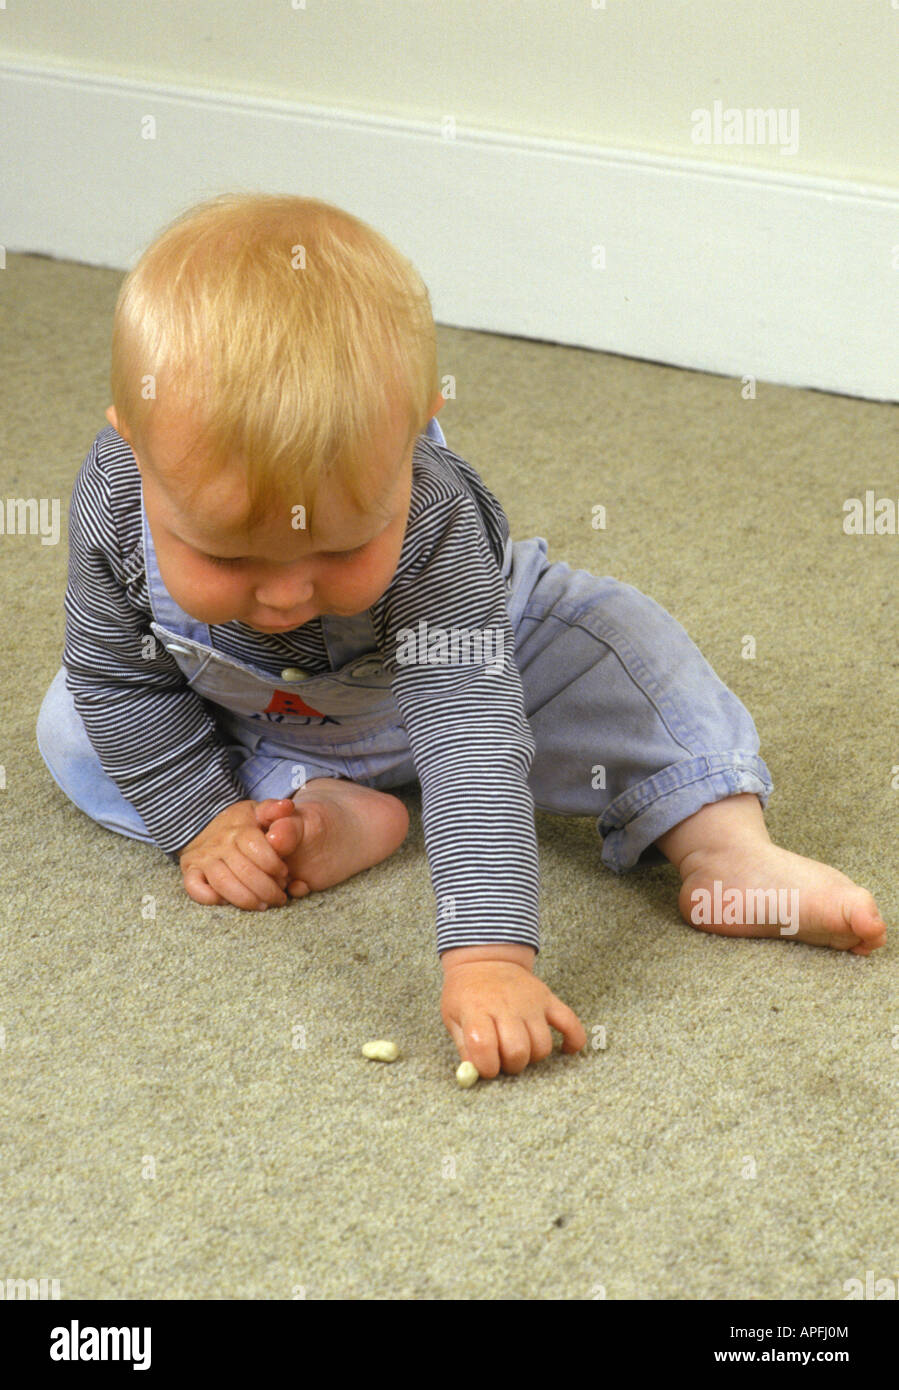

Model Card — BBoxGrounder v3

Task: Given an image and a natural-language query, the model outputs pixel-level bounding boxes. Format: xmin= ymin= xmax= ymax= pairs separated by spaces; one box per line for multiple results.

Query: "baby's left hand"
xmin=441 ymin=961 xmax=586 ymax=1078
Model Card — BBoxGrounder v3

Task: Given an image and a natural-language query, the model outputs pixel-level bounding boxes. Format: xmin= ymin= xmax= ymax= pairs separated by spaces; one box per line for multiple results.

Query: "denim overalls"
xmin=37 ymin=416 xmax=773 ymax=868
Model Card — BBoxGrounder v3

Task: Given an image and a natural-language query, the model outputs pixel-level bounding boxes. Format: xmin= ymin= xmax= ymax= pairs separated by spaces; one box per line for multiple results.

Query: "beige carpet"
xmin=2 ymin=251 xmax=896 ymax=1300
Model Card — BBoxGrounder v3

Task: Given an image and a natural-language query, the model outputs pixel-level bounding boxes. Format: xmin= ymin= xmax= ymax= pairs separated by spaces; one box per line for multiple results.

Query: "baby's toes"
xmin=255 ymin=797 xmax=296 ymax=829
xmin=846 ymin=890 xmax=887 ymax=939
xmin=265 ymin=813 xmax=303 ymax=858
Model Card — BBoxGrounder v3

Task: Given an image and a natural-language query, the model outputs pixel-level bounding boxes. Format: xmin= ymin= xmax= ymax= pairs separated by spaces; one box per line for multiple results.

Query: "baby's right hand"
xmin=177 ymin=798 xmax=291 ymax=910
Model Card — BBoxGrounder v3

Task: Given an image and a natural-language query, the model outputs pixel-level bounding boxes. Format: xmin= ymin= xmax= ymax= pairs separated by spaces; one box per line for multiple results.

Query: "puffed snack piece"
xmin=361 ymin=1039 xmax=400 ymax=1062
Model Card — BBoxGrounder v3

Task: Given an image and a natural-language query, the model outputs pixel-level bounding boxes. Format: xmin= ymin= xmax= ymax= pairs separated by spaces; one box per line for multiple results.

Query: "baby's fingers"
xmin=221 ymin=846 xmax=289 ymax=908
xmin=182 ymin=865 xmax=226 ymax=907
xmin=458 ymin=1014 xmax=503 ymax=1079
xmin=237 ymin=823 xmax=292 ymax=884
xmin=546 ymin=998 xmax=588 ymax=1054
xmin=443 ymin=1015 xmax=492 ymax=1076
xmin=200 ymin=856 xmax=281 ymax=911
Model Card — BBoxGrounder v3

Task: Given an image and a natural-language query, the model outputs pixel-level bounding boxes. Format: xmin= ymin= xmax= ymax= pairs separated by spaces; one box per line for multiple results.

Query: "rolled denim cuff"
xmin=597 ymin=751 xmax=774 ymax=873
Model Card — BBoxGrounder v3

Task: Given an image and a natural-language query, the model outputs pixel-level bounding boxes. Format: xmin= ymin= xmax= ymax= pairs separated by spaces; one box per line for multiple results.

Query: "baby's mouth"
xmin=250 ymin=611 xmax=314 ymax=631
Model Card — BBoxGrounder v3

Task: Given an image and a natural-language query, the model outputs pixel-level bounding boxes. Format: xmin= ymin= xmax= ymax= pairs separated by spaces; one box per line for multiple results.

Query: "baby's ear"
xmin=105 ymin=406 xmax=134 ymax=445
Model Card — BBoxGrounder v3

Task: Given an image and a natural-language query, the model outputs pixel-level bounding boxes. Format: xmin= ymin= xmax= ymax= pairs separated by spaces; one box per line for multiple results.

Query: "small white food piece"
xmin=456 ymin=1060 xmax=479 ymax=1088
xmin=361 ymin=1039 xmax=399 ymax=1062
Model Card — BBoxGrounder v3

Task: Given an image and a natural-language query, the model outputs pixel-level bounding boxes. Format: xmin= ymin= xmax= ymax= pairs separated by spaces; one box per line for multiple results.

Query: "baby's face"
xmin=111 ymin=404 xmax=419 ymax=632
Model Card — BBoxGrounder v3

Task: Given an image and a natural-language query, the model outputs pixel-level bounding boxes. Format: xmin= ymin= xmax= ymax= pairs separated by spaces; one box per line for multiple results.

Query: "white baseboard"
xmin=2 ymin=60 xmax=897 ymax=402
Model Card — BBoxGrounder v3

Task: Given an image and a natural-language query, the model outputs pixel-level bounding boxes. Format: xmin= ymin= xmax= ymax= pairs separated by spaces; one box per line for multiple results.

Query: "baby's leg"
xmin=655 ymin=793 xmax=887 ymax=955
xmin=507 ymin=548 xmax=886 ymax=954
xmin=255 ymin=780 xmax=410 ymax=897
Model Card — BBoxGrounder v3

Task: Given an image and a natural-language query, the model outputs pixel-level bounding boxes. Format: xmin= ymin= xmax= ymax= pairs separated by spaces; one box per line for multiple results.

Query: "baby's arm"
xmin=376 ymin=487 xmax=579 ymax=1073
xmin=377 ymin=496 xmax=541 ymax=959
xmin=63 ymin=434 xmax=286 ymax=890
xmin=176 ymin=798 xmax=297 ymax=910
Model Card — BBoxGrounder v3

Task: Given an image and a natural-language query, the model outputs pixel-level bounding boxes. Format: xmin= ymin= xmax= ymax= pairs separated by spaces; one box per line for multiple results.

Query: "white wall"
xmin=3 ymin=2 xmax=897 ymax=400
xmin=2 ymin=0 xmax=897 ymax=186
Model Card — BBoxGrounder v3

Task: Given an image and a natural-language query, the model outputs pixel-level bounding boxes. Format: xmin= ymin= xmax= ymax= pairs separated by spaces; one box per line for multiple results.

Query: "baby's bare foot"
xmin=678 ymin=841 xmax=887 ymax=955
xmin=255 ymin=780 xmax=410 ymax=897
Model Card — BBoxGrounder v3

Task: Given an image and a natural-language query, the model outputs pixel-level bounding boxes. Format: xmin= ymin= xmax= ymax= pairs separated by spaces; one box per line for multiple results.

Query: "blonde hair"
xmin=109 ymin=192 xmax=438 ymax=532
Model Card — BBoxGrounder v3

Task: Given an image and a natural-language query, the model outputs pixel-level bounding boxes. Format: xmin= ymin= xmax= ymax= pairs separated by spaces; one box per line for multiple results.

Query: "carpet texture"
xmin=1 ymin=252 xmax=896 ymax=1300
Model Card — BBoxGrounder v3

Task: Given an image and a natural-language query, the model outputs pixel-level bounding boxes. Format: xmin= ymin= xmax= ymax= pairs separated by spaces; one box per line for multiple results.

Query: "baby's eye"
xmin=203 ymin=542 xmax=367 ymax=566
xmin=323 ymin=543 xmax=367 ymax=560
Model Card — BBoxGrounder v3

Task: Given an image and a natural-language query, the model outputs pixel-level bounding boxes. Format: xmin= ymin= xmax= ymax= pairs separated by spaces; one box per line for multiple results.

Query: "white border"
xmin=2 ymin=61 xmax=897 ymax=401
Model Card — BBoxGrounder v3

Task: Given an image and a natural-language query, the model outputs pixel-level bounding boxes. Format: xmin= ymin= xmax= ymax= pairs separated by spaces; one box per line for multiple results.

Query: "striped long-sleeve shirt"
xmin=63 ymin=426 xmax=540 ymax=956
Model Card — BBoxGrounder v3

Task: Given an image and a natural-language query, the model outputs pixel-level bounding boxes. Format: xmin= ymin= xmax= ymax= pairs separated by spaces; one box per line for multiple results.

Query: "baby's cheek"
xmin=206 ymin=580 xmax=249 ymax=622
xmin=343 ymin=560 xmax=393 ymax=608
xmin=173 ymin=567 xmax=241 ymax=623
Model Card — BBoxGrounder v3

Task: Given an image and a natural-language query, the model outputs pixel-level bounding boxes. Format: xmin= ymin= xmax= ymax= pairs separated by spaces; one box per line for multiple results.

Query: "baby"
xmin=37 ymin=193 xmax=887 ymax=1081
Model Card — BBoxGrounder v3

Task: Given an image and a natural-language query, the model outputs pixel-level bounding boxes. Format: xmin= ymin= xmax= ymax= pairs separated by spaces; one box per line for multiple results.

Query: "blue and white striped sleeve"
xmin=374 ymin=491 xmax=540 ymax=958
xmin=62 ymin=438 xmax=247 ymax=854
